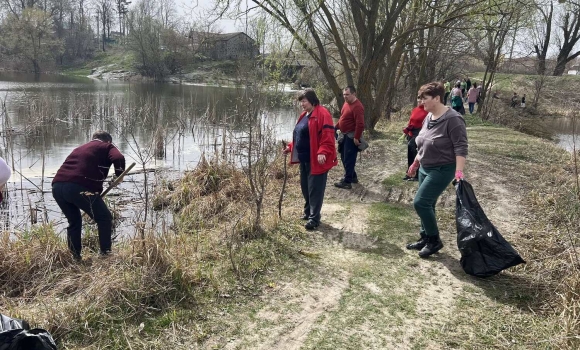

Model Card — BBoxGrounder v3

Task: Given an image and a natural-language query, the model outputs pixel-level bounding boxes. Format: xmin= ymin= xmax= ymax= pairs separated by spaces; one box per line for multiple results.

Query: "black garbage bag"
xmin=0 ymin=315 xmax=28 ymax=333
xmin=455 ymin=180 xmax=525 ymax=277
xmin=0 ymin=314 xmax=57 ymax=350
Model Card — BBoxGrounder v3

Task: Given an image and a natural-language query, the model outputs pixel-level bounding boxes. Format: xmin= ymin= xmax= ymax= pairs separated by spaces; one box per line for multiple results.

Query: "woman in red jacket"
xmin=402 ymin=96 xmax=429 ymax=181
xmin=283 ymin=90 xmax=338 ymax=230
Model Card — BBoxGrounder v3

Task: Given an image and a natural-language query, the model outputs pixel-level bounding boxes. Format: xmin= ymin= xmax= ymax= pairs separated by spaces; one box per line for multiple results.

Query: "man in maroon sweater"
xmin=335 ymin=86 xmax=365 ymax=189
xmin=52 ymin=131 xmax=125 ymax=261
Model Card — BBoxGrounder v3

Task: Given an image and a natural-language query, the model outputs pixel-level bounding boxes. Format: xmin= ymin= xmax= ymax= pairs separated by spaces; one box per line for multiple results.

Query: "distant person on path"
xmin=443 ymin=80 xmax=451 ymax=105
xmin=521 ymin=94 xmax=526 ymax=108
xmin=283 ymin=90 xmax=337 ymax=230
xmin=334 ymin=86 xmax=365 ymax=190
xmin=465 ymin=77 xmax=472 ymax=101
xmin=510 ymin=92 xmax=519 ymax=108
xmin=0 ymin=157 xmax=11 ymax=203
xmin=467 ymin=83 xmax=479 ymax=114
xmin=403 ymin=95 xmax=429 ymax=181
xmin=406 ymin=82 xmax=468 ymax=257
xmin=52 ymin=131 xmax=126 ymax=261
xmin=460 ymin=79 xmax=467 ymax=98
xmin=451 ymin=83 xmax=464 ymax=114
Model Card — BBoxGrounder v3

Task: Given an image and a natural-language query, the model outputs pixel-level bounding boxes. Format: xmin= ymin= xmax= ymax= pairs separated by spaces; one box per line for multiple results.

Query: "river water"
xmin=0 ymin=72 xmax=297 ymax=236
xmin=1 ymin=72 xmax=577 ymax=238
xmin=547 ymin=116 xmax=580 ymax=152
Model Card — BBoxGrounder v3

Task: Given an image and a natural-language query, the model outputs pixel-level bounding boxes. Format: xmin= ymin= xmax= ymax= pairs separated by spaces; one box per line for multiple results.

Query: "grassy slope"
xmin=197 ymin=116 xmax=574 ymax=349
xmin=470 ymin=72 xmax=580 ymax=115
xmin=61 ymin=46 xmax=137 ymax=76
xmin=1 ymin=98 xmax=578 ymax=348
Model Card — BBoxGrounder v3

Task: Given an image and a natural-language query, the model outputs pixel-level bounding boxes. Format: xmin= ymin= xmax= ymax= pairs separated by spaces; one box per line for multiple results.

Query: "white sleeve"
xmin=0 ymin=157 xmax=12 ymax=185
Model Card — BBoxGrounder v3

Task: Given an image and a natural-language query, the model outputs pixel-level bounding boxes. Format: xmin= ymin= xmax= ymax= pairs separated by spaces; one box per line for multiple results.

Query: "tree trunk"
xmin=553 ymin=57 xmax=568 ymax=76
xmin=32 ymin=59 xmax=40 ymax=75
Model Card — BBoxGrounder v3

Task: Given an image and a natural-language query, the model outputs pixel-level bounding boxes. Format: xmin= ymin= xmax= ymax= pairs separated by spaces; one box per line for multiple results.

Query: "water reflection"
xmin=0 ymin=72 xmax=297 ymax=178
xmin=547 ymin=116 xmax=580 ymax=152
xmin=0 ymin=72 xmax=298 ymax=236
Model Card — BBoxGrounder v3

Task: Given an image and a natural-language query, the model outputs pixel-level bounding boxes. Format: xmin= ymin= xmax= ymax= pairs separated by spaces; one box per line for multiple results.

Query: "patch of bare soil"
xmin=221 ymin=257 xmax=354 ymax=350
xmin=214 ymin=128 xmax=530 ymax=349
xmin=326 ymin=139 xmax=404 ymax=203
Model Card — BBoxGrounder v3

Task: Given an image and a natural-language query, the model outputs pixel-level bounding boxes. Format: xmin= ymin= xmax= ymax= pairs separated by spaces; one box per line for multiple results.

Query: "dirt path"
xmin=208 ymin=126 xmax=547 ymax=350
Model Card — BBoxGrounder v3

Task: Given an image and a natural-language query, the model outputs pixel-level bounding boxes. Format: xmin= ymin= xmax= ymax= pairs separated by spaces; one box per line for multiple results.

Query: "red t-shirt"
xmin=337 ymin=99 xmax=365 ymax=139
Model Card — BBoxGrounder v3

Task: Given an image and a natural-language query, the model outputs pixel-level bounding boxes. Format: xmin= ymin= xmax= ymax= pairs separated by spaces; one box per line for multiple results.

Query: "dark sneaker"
xmin=301 ymin=214 xmax=309 ymax=220
xmin=418 ymin=236 xmax=444 ymax=258
xmin=99 ymin=250 xmax=112 ymax=258
xmin=403 ymin=176 xmax=411 ymax=181
xmin=304 ymin=220 xmax=319 ymax=230
xmin=334 ymin=181 xmax=352 ymax=189
xmin=72 ymin=254 xmax=82 ymax=262
xmin=406 ymin=177 xmax=418 ymax=182
xmin=352 ymin=177 xmax=359 ymax=184
xmin=406 ymin=235 xmax=427 ymax=250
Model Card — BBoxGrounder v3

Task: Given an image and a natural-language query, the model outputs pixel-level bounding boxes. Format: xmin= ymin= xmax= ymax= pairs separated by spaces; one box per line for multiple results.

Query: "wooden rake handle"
xmin=101 ymin=162 xmax=136 ymax=198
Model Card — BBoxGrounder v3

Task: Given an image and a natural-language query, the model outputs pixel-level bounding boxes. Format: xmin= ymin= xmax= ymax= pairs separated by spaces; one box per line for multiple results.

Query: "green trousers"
xmin=413 ymin=163 xmax=455 ymax=237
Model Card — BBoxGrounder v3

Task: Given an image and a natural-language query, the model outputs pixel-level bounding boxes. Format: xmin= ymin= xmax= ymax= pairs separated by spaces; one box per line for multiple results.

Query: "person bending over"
xmin=52 ymin=131 xmax=125 ymax=261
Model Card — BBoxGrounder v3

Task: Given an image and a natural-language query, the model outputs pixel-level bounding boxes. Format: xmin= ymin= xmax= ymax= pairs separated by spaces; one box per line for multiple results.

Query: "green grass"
xmin=299 ymin=203 xmax=424 ymax=349
xmin=62 ymin=46 xmax=137 ymax=76
xmin=382 ymin=171 xmax=414 ymax=188
xmin=463 ymin=113 xmax=496 ymax=127
xmin=368 ymin=203 xmax=417 ymax=239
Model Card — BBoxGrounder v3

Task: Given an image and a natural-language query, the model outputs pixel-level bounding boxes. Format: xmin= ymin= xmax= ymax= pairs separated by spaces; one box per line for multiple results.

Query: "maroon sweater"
xmin=52 ymin=140 xmax=125 ymax=193
xmin=337 ymin=99 xmax=365 ymax=139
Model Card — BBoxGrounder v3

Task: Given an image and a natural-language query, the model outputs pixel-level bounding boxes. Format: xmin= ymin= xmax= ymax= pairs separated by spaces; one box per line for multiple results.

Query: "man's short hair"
xmin=297 ymin=89 xmax=320 ymax=106
xmin=418 ymin=82 xmax=445 ymax=103
xmin=344 ymin=86 xmax=356 ymax=94
xmin=92 ymin=131 xmax=113 ymax=143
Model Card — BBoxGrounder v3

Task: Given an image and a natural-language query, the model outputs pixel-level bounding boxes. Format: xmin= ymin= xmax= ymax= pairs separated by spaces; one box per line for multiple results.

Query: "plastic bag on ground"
xmin=0 ymin=313 xmax=57 ymax=350
xmin=455 ymin=179 xmax=525 ymax=277
xmin=0 ymin=315 xmax=28 ymax=333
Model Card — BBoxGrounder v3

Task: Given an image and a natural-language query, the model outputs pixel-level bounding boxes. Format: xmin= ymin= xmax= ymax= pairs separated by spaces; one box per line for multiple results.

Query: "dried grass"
xmin=0 ymin=149 xmax=303 ymax=348
xmin=502 ymin=135 xmax=580 ymax=348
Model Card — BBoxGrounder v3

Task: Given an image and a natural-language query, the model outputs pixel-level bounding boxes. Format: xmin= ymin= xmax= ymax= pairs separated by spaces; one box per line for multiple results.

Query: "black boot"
xmin=418 ymin=236 xmax=443 ymax=258
xmin=406 ymin=232 xmax=427 ymax=250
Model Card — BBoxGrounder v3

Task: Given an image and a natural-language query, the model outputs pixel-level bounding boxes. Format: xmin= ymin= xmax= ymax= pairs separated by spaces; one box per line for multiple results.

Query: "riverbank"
xmin=1 ymin=115 xmax=578 ymax=349
xmin=61 ymin=47 xmax=267 ymax=87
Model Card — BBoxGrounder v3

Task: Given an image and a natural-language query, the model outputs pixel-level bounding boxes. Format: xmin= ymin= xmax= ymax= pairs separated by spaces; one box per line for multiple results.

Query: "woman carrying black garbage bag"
xmin=406 ymin=82 xmax=468 ymax=258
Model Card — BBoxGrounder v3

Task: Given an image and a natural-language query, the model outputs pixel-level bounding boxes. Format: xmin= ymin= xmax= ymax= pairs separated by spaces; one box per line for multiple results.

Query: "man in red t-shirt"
xmin=334 ymin=86 xmax=365 ymax=189
xmin=52 ymin=131 xmax=125 ymax=261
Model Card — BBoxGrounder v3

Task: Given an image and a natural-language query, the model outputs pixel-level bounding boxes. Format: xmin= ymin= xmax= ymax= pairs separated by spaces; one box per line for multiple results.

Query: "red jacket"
xmin=288 ymin=105 xmax=338 ymax=175
xmin=403 ymin=105 xmax=428 ymax=137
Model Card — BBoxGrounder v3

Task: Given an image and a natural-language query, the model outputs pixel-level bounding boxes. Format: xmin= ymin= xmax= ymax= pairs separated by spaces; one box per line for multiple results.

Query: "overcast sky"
xmin=178 ymin=0 xmax=246 ymax=33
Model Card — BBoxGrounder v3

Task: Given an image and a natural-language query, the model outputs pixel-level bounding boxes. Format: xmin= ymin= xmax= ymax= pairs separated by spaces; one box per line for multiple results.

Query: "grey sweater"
xmin=415 ymin=108 xmax=468 ymax=168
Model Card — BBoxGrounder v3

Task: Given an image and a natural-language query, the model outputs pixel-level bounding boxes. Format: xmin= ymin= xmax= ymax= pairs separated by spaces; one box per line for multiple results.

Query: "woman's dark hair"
xmin=297 ymin=89 xmax=320 ymax=106
xmin=473 ymin=82 xmax=478 ymax=88
xmin=92 ymin=130 xmax=113 ymax=143
xmin=418 ymin=82 xmax=445 ymax=104
xmin=455 ymin=83 xmax=461 ymax=88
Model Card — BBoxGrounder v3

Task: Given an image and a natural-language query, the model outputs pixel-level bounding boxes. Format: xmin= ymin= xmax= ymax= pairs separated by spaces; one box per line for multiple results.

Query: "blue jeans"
xmin=469 ymin=102 xmax=475 ymax=114
xmin=340 ymin=136 xmax=358 ymax=183
xmin=52 ymin=182 xmax=113 ymax=258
